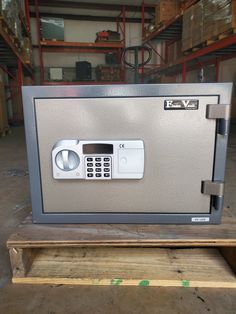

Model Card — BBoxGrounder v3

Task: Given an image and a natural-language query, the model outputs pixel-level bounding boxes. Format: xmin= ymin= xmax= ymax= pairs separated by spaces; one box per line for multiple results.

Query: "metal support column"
xmin=141 ymin=0 xmax=145 ymax=83
xmin=182 ymin=62 xmax=187 ymax=82
xmin=216 ymin=57 xmax=221 ymax=82
xmin=35 ymin=0 xmax=44 ymax=84
xmin=24 ymin=0 xmax=31 ymax=32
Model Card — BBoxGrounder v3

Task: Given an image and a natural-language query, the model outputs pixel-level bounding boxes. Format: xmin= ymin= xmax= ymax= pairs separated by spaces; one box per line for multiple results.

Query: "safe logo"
xmin=164 ymin=99 xmax=199 ymax=110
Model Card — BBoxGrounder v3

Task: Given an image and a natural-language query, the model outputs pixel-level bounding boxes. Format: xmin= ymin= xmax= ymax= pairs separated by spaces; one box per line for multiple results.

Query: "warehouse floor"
xmin=0 ymin=125 xmax=236 ymax=314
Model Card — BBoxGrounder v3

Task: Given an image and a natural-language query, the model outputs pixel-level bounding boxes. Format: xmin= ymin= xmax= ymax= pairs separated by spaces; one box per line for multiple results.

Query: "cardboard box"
xmin=155 ymin=0 xmax=181 ymax=25
xmin=182 ymin=6 xmax=193 ymax=51
xmin=23 ymin=76 xmax=33 ymax=86
xmin=159 ymin=75 xmax=176 ymax=83
xmin=167 ymin=40 xmax=182 ymax=63
xmin=96 ymin=65 xmax=121 ymax=81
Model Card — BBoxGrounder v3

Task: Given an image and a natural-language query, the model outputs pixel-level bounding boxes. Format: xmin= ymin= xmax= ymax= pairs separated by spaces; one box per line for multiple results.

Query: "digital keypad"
xmin=85 ymin=156 xmax=111 ymax=179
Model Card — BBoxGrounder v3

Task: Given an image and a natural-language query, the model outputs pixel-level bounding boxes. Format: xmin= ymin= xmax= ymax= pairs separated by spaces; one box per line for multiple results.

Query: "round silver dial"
xmin=55 ymin=150 xmax=80 ymax=171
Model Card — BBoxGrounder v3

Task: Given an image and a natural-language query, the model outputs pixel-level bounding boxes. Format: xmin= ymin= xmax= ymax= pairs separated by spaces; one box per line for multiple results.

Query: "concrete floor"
xmin=0 ymin=125 xmax=236 ymax=314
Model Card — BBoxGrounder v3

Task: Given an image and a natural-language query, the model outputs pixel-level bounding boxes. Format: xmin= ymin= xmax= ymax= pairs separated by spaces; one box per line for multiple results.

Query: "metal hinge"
xmin=202 ymin=180 xmax=224 ymax=197
xmin=206 ymin=104 xmax=231 ymax=135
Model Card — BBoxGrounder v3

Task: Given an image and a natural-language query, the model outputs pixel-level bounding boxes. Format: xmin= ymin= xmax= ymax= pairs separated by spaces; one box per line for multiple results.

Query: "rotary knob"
xmin=55 ymin=150 xmax=80 ymax=171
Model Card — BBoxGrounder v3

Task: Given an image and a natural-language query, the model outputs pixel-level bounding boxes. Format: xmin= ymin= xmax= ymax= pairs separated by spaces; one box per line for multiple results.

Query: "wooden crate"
xmin=7 ymin=208 xmax=236 ymax=287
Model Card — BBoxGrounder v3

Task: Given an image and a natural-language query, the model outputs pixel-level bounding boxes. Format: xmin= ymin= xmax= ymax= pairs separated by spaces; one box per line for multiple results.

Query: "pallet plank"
xmin=7 ymin=209 xmax=236 ymax=248
xmin=11 ymin=247 xmax=236 ymax=288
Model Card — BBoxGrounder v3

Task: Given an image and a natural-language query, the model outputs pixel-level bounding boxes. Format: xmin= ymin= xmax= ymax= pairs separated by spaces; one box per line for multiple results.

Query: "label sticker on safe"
xmin=164 ymin=99 xmax=199 ymax=110
xmin=191 ymin=217 xmax=210 ymax=222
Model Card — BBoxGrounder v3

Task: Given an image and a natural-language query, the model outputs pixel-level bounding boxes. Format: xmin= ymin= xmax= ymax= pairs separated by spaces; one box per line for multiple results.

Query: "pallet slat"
xmin=7 ymin=209 xmax=236 ymax=248
xmin=11 ymin=247 xmax=236 ymax=288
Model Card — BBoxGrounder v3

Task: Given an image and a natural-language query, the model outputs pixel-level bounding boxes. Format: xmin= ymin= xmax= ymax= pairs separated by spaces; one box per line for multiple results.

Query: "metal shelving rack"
xmin=141 ymin=0 xmax=236 ymax=83
xmin=0 ymin=0 xmax=34 ymax=119
xmin=34 ymin=0 xmax=127 ymax=85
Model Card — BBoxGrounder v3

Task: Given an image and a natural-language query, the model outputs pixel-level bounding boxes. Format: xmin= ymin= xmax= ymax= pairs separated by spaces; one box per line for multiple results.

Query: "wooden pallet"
xmin=7 ymin=208 xmax=236 ymax=287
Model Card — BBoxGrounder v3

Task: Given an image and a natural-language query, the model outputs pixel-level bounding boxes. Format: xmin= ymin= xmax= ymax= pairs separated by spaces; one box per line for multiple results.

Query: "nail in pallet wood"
xmin=7 ymin=208 xmax=236 ymax=288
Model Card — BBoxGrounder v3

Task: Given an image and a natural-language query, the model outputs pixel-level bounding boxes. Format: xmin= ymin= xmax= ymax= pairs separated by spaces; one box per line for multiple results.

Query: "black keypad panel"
xmin=85 ymin=156 xmax=111 ymax=179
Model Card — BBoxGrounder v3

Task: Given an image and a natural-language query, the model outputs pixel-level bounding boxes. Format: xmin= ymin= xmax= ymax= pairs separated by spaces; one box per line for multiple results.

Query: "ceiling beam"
xmin=29 ymin=0 xmax=155 ymax=13
xmin=30 ymin=12 xmax=152 ymax=23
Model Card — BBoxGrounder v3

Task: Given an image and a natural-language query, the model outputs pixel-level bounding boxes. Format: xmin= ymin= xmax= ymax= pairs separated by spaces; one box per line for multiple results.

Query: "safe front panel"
xmin=23 ymin=83 xmax=232 ymax=224
xmin=35 ymin=96 xmax=216 ymax=214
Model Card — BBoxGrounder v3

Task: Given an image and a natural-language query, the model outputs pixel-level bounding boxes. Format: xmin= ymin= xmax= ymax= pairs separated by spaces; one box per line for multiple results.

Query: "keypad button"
xmin=95 ymin=163 xmax=101 ymax=167
xmin=104 ymin=157 xmax=110 ymax=161
xmin=87 ymin=168 xmax=93 ymax=172
xmin=104 ymin=168 xmax=110 ymax=172
xmin=95 ymin=168 xmax=101 ymax=172
xmin=87 ymin=158 xmax=93 ymax=161
xmin=104 ymin=163 xmax=110 ymax=167
xmin=87 ymin=163 xmax=93 ymax=167
xmin=104 ymin=173 xmax=110 ymax=177
xmin=95 ymin=157 xmax=101 ymax=161
xmin=96 ymin=173 xmax=101 ymax=177
xmin=87 ymin=173 xmax=93 ymax=177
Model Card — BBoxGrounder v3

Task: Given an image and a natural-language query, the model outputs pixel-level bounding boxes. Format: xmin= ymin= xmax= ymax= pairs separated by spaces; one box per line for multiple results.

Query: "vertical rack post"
xmin=216 ymin=57 xmax=220 ymax=82
xmin=141 ymin=0 xmax=145 ymax=83
xmin=24 ymin=0 xmax=31 ymax=33
xmin=17 ymin=59 xmax=23 ymax=89
xmin=120 ymin=6 xmax=126 ymax=82
xmin=17 ymin=58 xmax=24 ymax=120
xmin=182 ymin=62 xmax=187 ymax=82
xmin=35 ymin=0 xmax=44 ymax=84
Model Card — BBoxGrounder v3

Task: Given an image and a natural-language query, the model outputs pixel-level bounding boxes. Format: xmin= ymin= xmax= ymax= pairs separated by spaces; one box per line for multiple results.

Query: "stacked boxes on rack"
xmin=167 ymin=40 xmax=182 ymax=64
xmin=155 ymin=0 xmax=181 ymax=26
xmin=182 ymin=2 xmax=204 ymax=51
xmin=182 ymin=6 xmax=193 ymax=51
xmin=0 ymin=0 xmax=33 ymax=65
xmin=182 ymin=0 xmax=236 ymax=52
xmin=96 ymin=65 xmax=121 ymax=82
xmin=202 ymin=0 xmax=236 ymax=42
xmin=0 ymin=0 xmax=23 ymax=42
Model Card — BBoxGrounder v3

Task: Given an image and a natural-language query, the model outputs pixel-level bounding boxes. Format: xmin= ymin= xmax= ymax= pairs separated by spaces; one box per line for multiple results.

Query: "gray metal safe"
xmin=22 ymin=83 xmax=232 ymax=224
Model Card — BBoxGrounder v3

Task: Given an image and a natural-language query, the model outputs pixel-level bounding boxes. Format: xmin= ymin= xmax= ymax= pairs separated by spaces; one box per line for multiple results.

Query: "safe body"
xmin=22 ymin=84 xmax=232 ymax=224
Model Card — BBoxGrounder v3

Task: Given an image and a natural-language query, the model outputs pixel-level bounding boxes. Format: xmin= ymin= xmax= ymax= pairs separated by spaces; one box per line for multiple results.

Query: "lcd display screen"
xmin=83 ymin=143 xmax=113 ymax=154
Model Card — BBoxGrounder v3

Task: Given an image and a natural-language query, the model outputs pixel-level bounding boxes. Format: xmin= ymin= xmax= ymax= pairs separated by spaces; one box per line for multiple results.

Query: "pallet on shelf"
xmin=7 ymin=208 xmax=236 ymax=287
xmin=184 ymin=28 xmax=236 ymax=54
